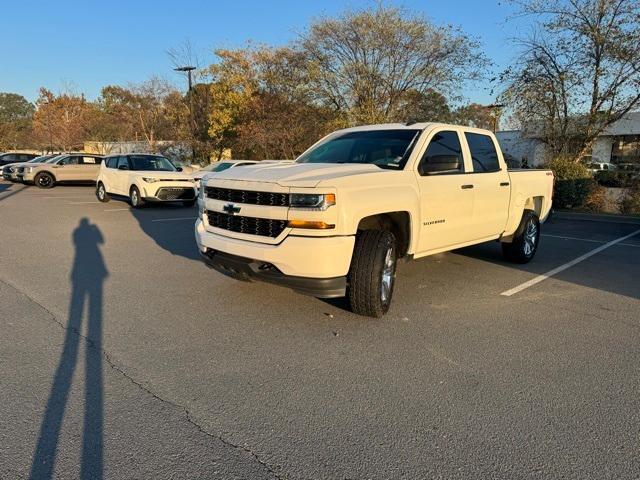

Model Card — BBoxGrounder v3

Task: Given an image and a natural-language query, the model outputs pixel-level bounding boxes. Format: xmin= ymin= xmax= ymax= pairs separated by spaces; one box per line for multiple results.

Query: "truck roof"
xmin=333 ymin=122 xmax=492 ymax=134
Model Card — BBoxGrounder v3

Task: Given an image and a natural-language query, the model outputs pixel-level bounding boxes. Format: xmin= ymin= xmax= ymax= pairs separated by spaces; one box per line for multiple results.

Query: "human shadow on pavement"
xmin=30 ymin=217 xmax=108 ymax=479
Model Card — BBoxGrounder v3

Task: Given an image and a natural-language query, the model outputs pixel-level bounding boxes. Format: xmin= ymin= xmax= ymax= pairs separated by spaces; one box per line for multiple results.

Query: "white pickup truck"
xmin=195 ymin=123 xmax=554 ymax=317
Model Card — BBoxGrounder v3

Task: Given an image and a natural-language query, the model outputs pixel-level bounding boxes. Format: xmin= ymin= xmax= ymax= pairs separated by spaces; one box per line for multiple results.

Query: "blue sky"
xmin=1 ymin=0 xmax=524 ymax=105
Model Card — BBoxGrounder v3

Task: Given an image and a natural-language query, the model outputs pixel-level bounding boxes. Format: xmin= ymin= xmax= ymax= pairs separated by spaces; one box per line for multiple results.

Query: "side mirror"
xmin=420 ymin=155 xmax=461 ymax=175
xmin=118 ymin=165 xmax=128 ymax=171
xmin=176 ymin=167 xmax=183 ymax=172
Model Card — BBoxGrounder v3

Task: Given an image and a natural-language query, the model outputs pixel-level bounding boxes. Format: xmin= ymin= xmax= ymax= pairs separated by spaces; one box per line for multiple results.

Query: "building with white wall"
xmin=496 ymin=111 xmax=640 ymax=168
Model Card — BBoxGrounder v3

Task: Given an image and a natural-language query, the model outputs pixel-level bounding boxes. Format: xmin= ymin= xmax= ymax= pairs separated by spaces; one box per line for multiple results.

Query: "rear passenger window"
xmin=465 ymin=133 xmax=500 ymax=172
xmin=105 ymin=157 xmax=117 ymax=168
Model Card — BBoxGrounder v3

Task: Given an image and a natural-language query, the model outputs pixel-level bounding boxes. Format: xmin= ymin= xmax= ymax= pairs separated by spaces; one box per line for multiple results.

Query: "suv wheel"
xmin=130 ymin=186 xmax=145 ymax=208
xmin=35 ymin=172 xmax=55 ymax=189
xmin=347 ymin=230 xmax=397 ymax=317
xmin=96 ymin=182 xmax=110 ymax=203
xmin=502 ymin=209 xmax=540 ymax=263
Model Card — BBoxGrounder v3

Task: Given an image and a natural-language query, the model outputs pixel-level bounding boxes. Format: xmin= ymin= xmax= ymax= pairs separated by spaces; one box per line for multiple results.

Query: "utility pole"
xmin=174 ymin=66 xmax=197 ymax=162
xmin=485 ymin=103 xmax=505 ymax=132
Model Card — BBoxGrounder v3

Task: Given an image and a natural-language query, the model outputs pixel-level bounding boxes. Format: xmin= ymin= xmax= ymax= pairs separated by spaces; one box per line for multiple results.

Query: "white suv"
xmin=96 ymin=154 xmax=197 ymax=208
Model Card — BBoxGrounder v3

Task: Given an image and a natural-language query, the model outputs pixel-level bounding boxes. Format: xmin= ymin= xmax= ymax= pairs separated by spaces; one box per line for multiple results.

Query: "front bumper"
xmin=200 ymin=249 xmax=346 ymax=298
xmin=195 ymin=218 xmax=355 ymax=296
xmin=141 ymin=184 xmax=196 ymax=202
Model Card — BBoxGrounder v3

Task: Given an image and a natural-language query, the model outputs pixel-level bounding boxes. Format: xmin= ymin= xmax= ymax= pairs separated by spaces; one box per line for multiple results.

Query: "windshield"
xmin=297 ymin=129 xmax=421 ymax=170
xmin=129 ymin=155 xmax=176 ymax=172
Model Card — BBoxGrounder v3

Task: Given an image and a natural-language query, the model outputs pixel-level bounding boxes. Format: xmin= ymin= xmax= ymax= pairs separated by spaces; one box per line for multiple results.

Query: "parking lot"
xmin=1 ymin=179 xmax=639 ymax=479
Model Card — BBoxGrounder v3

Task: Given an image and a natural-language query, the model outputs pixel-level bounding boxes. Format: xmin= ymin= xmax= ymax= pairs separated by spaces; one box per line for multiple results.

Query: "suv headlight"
xmin=142 ymin=177 xmax=159 ymax=183
xmin=289 ymin=193 xmax=336 ymax=211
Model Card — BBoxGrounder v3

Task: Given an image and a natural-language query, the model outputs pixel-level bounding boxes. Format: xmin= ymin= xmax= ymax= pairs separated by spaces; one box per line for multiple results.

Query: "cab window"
xmin=418 ymin=130 xmax=464 ymax=175
xmin=465 ymin=133 xmax=500 ymax=173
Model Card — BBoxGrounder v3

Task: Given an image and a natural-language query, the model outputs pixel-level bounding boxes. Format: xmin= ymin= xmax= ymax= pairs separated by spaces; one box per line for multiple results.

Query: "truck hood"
xmin=211 ymin=162 xmax=387 ymax=187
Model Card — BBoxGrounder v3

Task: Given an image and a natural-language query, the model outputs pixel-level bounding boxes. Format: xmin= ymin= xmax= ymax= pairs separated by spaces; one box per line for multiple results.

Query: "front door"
xmin=53 ymin=155 xmax=83 ymax=181
xmin=415 ymin=129 xmax=475 ymax=254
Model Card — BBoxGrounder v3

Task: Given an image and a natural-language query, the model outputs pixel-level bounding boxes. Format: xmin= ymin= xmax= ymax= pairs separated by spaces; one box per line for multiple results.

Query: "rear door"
xmin=415 ymin=128 xmax=476 ymax=253
xmin=462 ymin=131 xmax=511 ymax=240
xmin=79 ymin=155 xmax=103 ymax=182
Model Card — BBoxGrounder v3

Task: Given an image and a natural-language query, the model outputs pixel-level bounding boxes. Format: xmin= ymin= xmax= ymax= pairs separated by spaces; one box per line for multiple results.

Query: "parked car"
xmin=2 ymin=154 xmax=58 ymax=181
xmin=196 ymin=123 xmax=554 ymax=317
xmin=0 ymin=152 xmax=39 ymax=167
xmin=192 ymin=160 xmax=258 ymax=187
xmin=18 ymin=153 xmax=104 ymax=188
xmin=96 ymin=154 xmax=197 ymax=208
xmin=587 ymin=162 xmax=617 ymax=173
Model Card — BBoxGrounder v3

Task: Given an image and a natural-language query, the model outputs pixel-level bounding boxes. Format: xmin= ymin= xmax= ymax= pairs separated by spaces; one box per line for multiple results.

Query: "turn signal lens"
xmin=287 ymin=220 xmax=335 ymax=229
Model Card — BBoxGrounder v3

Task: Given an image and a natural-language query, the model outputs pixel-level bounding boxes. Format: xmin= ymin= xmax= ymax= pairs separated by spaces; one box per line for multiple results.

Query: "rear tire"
xmin=130 ymin=186 xmax=145 ymax=208
xmin=34 ymin=172 xmax=55 ymax=189
xmin=96 ymin=182 xmax=110 ymax=202
xmin=347 ymin=230 xmax=397 ymax=318
xmin=502 ymin=209 xmax=540 ymax=264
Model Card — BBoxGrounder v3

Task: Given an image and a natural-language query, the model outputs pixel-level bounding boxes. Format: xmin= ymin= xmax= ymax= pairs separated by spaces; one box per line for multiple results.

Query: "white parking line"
xmin=103 ymin=208 xmax=130 ymax=212
xmin=501 ymin=228 xmax=640 ymax=297
xmin=66 ymin=201 xmax=100 ymax=205
xmin=542 ymin=233 xmax=640 ymax=248
xmin=151 ymin=217 xmax=197 ymax=222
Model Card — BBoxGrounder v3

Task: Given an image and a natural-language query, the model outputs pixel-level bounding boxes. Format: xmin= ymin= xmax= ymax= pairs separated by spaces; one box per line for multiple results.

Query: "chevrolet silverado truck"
xmin=195 ymin=123 xmax=554 ymax=317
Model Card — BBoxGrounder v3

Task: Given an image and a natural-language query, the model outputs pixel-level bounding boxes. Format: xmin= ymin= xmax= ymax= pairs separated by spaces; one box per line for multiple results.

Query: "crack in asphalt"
xmin=0 ymin=276 xmax=283 ymax=480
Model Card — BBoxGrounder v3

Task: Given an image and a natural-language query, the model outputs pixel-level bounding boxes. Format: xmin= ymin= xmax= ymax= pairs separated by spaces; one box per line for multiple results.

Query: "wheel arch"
xmin=355 ymin=211 xmax=412 ymax=259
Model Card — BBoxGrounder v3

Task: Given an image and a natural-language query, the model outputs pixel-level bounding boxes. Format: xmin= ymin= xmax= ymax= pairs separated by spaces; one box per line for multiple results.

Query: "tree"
xmin=501 ymin=0 xmax=640 ymax=161
xmin=207 ymin=46 xmax=340 ymax=160
xmin=98 ymin=78 xmax=179 ymax=151
xmin=0 ymin=93 xmax=35 ymax=150
xmin=454 ymin=103 xmax=497 ymax=130
xmin=32 ymin=88 xmax=95 ymax=151
xmin=299 ymin=4 xmax=487 ymax=125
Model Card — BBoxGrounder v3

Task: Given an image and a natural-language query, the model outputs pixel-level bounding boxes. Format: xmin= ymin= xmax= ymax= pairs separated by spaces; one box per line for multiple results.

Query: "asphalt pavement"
xmin=1 ymin=180 xmax=639 ymax=479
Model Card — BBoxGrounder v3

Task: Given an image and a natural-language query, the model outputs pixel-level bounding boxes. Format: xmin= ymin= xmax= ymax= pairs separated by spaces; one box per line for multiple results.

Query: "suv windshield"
xmin=297 ymin=129 xmax=421 ymax=170
xmin=129 ymin=155 xmax=176 ymax=172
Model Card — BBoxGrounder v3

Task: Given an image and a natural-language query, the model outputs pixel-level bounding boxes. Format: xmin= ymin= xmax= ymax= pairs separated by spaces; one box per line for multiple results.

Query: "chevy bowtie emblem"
xmin=223 ymin=203 xmax=241 ymax=215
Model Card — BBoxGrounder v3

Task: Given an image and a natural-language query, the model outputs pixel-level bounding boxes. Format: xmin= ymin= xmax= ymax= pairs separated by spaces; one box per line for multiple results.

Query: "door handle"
xmin=500 ymin=182 xmax=510 ymax=186
xmin=461 ymin=184 xmax=474 ymax=189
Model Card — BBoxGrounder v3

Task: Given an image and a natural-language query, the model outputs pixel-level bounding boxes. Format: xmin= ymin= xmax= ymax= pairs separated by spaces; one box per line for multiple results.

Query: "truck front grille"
xmin=156 ymin=187 xmax=195 ymax=201
xmin=205 ymin=187 xmax=289 ymax=207
xmin=207 ymin=210 xmax=287 ymax=238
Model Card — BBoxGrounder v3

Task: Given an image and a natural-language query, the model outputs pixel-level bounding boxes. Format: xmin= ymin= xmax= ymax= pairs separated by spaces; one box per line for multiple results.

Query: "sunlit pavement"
xmin=1 ymin=180 xmax=639 ymax=479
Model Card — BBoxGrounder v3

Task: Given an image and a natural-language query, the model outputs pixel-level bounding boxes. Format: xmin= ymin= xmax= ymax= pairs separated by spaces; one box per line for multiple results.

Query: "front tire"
xmin=96 ymin=182 xmax=110 ymax=202
xmin=502 ymin=209 xmax=540 ymax=264
xmin=347 ymin=230 xmax=397 ymax=317
xmin=130 ymin=186 xmax=145 ymax=208
xmin=34 ymin=172 xmax=55 ymax=189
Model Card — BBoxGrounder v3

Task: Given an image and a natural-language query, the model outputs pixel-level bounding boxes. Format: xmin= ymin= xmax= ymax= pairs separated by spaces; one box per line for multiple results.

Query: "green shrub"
xmin=619 ymin=181 xmax=640 ymax=215
xmin=595 ymin=170 xmax=634 ymax=188
xmin=545 ymin=156 xmax=595 ymax=209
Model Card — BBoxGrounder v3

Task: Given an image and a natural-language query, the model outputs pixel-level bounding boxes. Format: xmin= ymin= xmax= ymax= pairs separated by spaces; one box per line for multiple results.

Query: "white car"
xmin=96 ymin=154 xmax=197 ymax=208
xmin=191 ymin=160 xmax=258 ymax=187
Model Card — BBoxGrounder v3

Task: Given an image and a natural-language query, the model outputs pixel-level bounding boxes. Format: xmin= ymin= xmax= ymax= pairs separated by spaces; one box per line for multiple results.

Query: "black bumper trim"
xmin=200 ymin=249 xmax=346 ymax=298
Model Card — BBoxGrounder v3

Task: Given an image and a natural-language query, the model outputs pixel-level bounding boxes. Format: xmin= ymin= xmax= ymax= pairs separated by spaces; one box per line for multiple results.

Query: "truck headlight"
xmin=289 ymin=193 xmax=335 ymax=210
xmin=142 ymin=177 xmax=159 ymax=183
